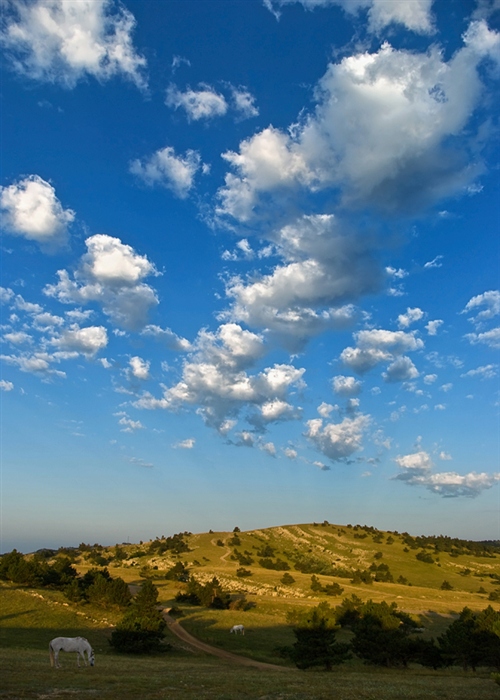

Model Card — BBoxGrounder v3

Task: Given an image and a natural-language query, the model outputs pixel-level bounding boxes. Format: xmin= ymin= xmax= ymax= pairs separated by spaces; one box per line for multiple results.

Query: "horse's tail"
xmin=49 ymin=641 xmax=55 ymax=667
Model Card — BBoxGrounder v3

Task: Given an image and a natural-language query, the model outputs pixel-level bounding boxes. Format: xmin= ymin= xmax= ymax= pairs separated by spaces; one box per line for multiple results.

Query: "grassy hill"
xmin=1 ymin=521 xmax=499 ymax=699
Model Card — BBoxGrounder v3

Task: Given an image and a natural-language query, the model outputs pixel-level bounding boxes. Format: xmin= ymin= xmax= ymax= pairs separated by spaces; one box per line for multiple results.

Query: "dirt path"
xmin=163 ymin=612 xmax=291 ymax=671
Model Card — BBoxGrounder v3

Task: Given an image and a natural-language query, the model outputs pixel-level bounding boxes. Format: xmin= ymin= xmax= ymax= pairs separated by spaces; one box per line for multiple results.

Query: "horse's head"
xmin=89 ymin=651 xmax=95 ymax=666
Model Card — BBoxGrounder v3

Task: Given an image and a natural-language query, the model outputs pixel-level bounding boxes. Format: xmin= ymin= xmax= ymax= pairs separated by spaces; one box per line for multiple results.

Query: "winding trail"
xmin=163 ymin=612 xmax=291 ymax=671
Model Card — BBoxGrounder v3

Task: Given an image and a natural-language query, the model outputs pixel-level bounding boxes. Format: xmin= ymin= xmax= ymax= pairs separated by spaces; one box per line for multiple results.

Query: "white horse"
xmin=230 ymin=624 xmax=245 ymax=635
xmin=49 ymin=637 xmax=95 ymax=668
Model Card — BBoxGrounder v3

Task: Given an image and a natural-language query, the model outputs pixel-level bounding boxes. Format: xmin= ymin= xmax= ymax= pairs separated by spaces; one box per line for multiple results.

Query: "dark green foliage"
xmin=440 ymin=580 xmax=453 ymax=590
xmin=438 ymin=606 xmax=500 ymax=671
xmin=0 ymin=550 xmax=78 ymax=589
xmin=64 ymin=567 xmax=131 ymax=609
xmin=324 ymin=582 xmax=344 ymax=596
xmin=165 ymin=561 xmax=189 ymax=581
xmin=256 ymin=544 xmax=275 ymax=558
xmin=369 ymin=562 xmax=394 ymax=582
xmin=350 ymin=600 xmax=420 ymax=667
xmin=236 ymin=567 xmax=252 ymax=577
xmin=489 ymin=590 xmax=500 ymax=601
xmin=310 ymin=575 xmax=323 ymax=592
xmin=374 ymin=551 xmax=383 ymax=559
xmin=228 ymin=535 xmax=241 ymax=546
xmin=176 ymin=576 xmax=231 ymax=609
xmin=110 ymin=580 xmax=167 ymax=654
xmin=216 ymin=539 xmax=224 ymax=547
xmin=259 ymin=557 xmax=290 ymax=571
xmin=288 ymin=606 xmax=351 ymax=670
xmin=148 ymin=533 xmax=190 ymax=555
xmin=351 ymin=569 xmax=373 ymax=585
xmin=416 ymin=551 xmax=435 ymax=564
xmin=335 ymin=594 xmax=363 ymax=627
xmin=280 ymin=572 xmax=295 ymax=585
xmin=232 ymin=549 xmax=253 ymax=565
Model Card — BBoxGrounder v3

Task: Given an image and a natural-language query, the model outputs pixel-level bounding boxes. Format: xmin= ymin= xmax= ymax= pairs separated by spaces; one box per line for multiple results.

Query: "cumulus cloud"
xmin=141 ymin=325 xmax=191 ymax=352
xmin=426 ymin=320 xmax=443 ymax=336
xmin=217 ymin=23 xmax=499 ymax=221
xmin=0 ymin=175 xmax=75 ymax=247
xmin=133 ymin=322 xmax=305 ymax=433
xmin=305 ymin=413 xmax=370 ymax=462
xmin=223 ymin=215 xmax=381 ymax=348
xmin=264 ymin=0 xmax=435 ymax=35
xmin=129 ymin=356 xmax=150 ymax=381
xmin=230 ymin=86 xmax=259 ymax=119
xmin=341 ymin=329 xmax=423 ymax=376
xmin=0 ymin=0 xmax=147 ymax=88
xmin=53 ymin=325 xmax=108 ymax=356
xmin=462 ymin=290 xmax=500 ymax=323
xmin=465 ymin=327 xmax=500 ymax=349
xmin=383 ymin=356 xmax=419 ymax=383
xmin=397 ymin=307 xmax=424 ymax=328
xmin=0 ymin=379 xmax=14 ymax=391
xmin=166 ymin=83 xmax=228 ymax=121
xmin=0 ymin=351 xmax=66 ymax=379
xmin=461 ymin=364 xmax=497 ymax=379
xmin=130 ymin=146 xmax=203 ymax=199
xmin=115 ymin=411 xmax=144 ymax=432
xmin=394 ymin=448 xmax=500 ymax=497
xmin=44 ymin=234 xmax=159 ymax=330
xmin=173 ymin=438 xmax=195 ymax=449
xmin=332 ymin=375 xmax=362 ymax=396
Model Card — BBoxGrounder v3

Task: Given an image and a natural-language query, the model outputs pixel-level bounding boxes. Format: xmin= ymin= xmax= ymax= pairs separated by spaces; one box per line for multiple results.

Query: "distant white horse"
xmin=230 ymin=624 xmax=245 ymax=635
xmin=49 ymin=637 xmax=95 ymax=668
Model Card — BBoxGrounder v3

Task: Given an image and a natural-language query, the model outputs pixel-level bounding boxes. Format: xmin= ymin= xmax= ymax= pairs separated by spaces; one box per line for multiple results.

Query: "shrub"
xmin=440 ymin=580 xmax=453 ymax=590
xmin=110 ymin=580 xmax=167 ymax=654
xmin=280 ymin=572 xmax=295 ymax=585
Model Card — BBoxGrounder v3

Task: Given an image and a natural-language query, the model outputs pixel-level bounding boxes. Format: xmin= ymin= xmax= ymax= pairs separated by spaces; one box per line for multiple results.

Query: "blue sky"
xmin=1 ymin=0 xmax=499 ymax=553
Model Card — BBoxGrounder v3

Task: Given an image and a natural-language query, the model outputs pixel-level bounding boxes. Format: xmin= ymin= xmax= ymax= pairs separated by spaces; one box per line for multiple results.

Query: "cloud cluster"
xmin=305 ymin=413 xmax=371 ymax=462
xmin=217 ymin=23 xmax=499 ymax=222
xmin=340 ymin=329 xmax=423 ymax=381
xmin=44 ymin=234 xmax=159 ymax=330
xmin=166 ymin=82 xmax=258 ymax=122
xmin=134 ymin=322 xmax=305 ymax=434
xmin=0 ymin=175 xmax=75 ymax=247
xmin=394 ymin=449 xmax=500 ymax=497
xmin=1 ymin=0 xmax=147 ymax=88
xmin=264 ymin=0 xmax=435 ymax=35
xmin=463 ymin=290 xmax=500 ymax=350
xmin=223 ymin=214 xmax=380 ymax=348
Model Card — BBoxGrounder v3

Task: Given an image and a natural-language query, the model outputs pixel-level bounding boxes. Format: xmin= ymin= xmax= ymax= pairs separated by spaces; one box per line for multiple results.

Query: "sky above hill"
xmin=1 ymin=0 xmax=499 ymax=553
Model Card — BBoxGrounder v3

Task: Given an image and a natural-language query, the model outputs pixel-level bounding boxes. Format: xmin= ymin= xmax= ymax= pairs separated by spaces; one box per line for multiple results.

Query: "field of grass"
xmin=2 ymin=522 xmax=499 ymax=699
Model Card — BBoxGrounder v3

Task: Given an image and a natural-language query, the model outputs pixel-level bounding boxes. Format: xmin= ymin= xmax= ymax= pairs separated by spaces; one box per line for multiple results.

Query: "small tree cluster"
xmin=110 ymin=580 xmax=167 ymax=654
xmin=176 ymin=576 xmax=231 ymax=609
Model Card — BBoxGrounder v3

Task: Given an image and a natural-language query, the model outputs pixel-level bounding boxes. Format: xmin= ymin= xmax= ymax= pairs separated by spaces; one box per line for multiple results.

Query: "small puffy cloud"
xmin=465 ymin=327 xmax=500 ymax=349
xmin=230 ymin=86 xmax=259 ymax=119
xmin=318 ymin=401 xmax=336 ymax=417
xmin=0 ymin=0 xmax=147 ymax=89
xmin=166 ymin=83 xmax=227 ymax=121
xmin=3 ymin=331 xmax=33 ymax=345
xmin=440 ymin=383 xmax=453 ymax=392
xmin=439 ymin=451 xmax=452 ymax=460
xmin=397 ymin=307 xmax=424 ymax=328
xmin=0 ymin=351 xmax=66 ymax=379
xmin=54 ymin=325 xmax=108 ymax=356
xmin=424 ymin=373 xmax=437 ymax=384
xmin=44 ymin=234 xmax=159 ymax=330
xmin=332 ymin=375 xmax=362 ymax=397
xmin=173 ymin=438 xmax=195 ymax=449
xmin=261 ymin=441 xmax=276 ymax=456
xmin=341 ymin=329 xmax=423 ymax=376
xmin=305 ymin=413 xmax=370 ymax=462
xmin=0 ymin=175 xmax=75 ymax=247
xmin=0 ymin=379 xmax=14 ymax=391
xmin=129 ymin=356 xmax=150 ymax=380
xmin=284 ymin=447 xmax=298 ymax=459
xmin=130 ymin=146 xmax=202 ymax=199
xmin=383 ymin=356 xmax=419 ymax=383
xmin=394 ymin=449 xmax=433 ymax=475
xmin=426 ymin=319 xmax=443 ymax=336
xmin=462 ymin=290 xmax=500 ymax=323
xmin=461 ymin=364 xmax=498 ymax=380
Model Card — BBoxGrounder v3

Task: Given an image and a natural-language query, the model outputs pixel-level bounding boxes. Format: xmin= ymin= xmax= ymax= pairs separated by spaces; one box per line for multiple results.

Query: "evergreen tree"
xmin=110 ymin=580 xmax=166 ymax=654
xmin=290 ymin=608 xmax=350 ymax=671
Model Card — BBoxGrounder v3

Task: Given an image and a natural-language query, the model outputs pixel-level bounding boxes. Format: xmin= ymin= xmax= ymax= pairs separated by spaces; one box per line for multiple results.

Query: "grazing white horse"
xmin=230 ymin=624 xmax=245 ymax=635
xmin=49 ymin=637 xmax=95 ymax=668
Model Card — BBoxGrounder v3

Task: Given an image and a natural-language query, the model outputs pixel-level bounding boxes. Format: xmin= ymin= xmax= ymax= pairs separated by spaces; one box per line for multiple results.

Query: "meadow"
xmin=1 ymin=522 xmax=499 ymax=699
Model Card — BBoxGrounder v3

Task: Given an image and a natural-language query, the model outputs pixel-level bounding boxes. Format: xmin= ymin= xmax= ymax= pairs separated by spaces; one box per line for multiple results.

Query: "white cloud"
xmin=317 ymin=401 xmax=336 ymax=417
xmin=0 ymin=0 xmax=147 ymax=88
xmin=465 ymin=327 xmax=500 ymax=349
xmin=424 ymin=373 xmax=437 ymax=384
xmin=3 ymin=331 xmax=33 ymax=345
xmin=424 ymin=255 xmax=443 ymax=269
xmin=116 ymin=412 xmax=144 ymax=433
xmin=463 ymin=290 xmax=500 ymax=323
xmin=230 ymin=86 xmax=259 ymax=119
xmin=166 ymin=83 xmax=228 ymax=121
xmin=461 ymin=364 xmax=498 ymax=379
xmin=44 ymin=234 xmax=159 ymax=330
xmin=264 ymin=0 xmax=435 ymax=34
xmin=426 ymin=319 xmax=443 ymax=336
xmin=0 ymin=351 xmax=66 ymax=379
xmin=54 ymin=325 xmax=108 ymax=356
xmin=0 ymin=379 xmax=14 ymax=391
xmin=394 ymin=448 xmax=500 ymax=497
xmin=284 ymin=447 xmax=298 ymax=459
xmin=0 ymin=175 xmax=75 ymax=247
xmin=141 ymin=325 xmax=191 ymax=352
xmin=305 ymin=413 xmax=370 ymax=462
xmin=332 ymin=375 xmax=362 ymax=396
xmin=383 ymin=356 xmax=419 ymax=383
xmin=341 ymin=329 xmax=423 ymax=376
xmin=134 ymin=322 xmax=305 ymax=433
xmin=261 ymin=441 xmax=276 ymax=456
xmin=129 ymin=356 xmax=150 ymax=381
xmin=173 ymin=438 xmax=195 ymax=449
xmin=217 ymin=23 xmax=499 ymax=221
xmin=130 ymin=146 xmax=203 ymax=199
xmin=397 ymin=307 xmax=424 ymax=328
